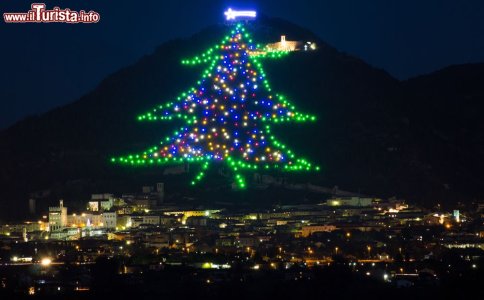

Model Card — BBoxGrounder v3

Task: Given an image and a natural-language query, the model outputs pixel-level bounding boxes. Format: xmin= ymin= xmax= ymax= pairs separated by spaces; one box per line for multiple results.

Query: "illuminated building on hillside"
xmin=48 ymin=200 xmax=67 ymax=232
xmin=326 ymin=197 xmax=376 ymax=207
xmin=67 ymin=212 xmax=117 ymax=229
xmin=265 ymin=35 xmax=316 ymax=52
xmin=87 ymin=193 xmax=115 ymax=212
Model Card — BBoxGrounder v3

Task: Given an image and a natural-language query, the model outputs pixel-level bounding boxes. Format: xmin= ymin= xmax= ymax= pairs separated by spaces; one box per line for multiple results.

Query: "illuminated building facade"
xmin=48 ymin=200 xmax=67 ymax=232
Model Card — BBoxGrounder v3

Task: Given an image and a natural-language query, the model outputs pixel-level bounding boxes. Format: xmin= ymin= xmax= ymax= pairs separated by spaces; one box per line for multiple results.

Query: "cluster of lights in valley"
xmin=112 ymin=9 xmax=319 ymax=188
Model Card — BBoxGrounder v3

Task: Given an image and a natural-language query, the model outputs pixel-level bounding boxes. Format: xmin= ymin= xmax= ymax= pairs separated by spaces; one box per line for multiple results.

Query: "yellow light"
xmin=41 ymin=258 xmax=52 ymax=266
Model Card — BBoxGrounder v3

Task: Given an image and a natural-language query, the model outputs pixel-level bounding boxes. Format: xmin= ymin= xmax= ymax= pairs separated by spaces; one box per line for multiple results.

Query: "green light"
xmin=112 ymin=22 xmax=319 ymax=187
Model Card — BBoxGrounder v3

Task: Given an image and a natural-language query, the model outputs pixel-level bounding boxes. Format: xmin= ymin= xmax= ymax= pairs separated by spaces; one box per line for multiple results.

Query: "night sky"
xmin=1 ymin=0 xmax=484 ymax=129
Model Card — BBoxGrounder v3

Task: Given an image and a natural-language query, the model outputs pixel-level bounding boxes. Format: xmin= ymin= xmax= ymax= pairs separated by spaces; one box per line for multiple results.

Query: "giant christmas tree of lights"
xmin=111 ymin=10 xmax=319 ymax=188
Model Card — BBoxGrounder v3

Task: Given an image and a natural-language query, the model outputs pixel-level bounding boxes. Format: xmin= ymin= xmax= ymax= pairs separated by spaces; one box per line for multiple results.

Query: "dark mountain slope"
xmin=401 ymin=63 xmax=484 ymax=205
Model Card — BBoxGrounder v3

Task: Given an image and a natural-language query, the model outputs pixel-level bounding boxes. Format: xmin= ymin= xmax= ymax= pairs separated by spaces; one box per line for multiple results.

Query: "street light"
xmin=367 ymin=246 xmax=371 ymax=258
xmin=335 ymin=247 xmax=339 ymax=255
xmin=40 ymin=257 xmax=52 ymax=266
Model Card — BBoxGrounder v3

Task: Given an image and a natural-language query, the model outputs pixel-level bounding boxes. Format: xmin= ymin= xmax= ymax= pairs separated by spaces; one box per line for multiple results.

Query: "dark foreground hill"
xmin=1 ymin=17 xmax=483 ymax=220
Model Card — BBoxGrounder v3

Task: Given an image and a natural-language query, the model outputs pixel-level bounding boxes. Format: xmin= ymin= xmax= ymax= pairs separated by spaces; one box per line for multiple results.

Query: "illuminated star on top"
xmin=224 ymin=8 xmax=257 ymax=20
